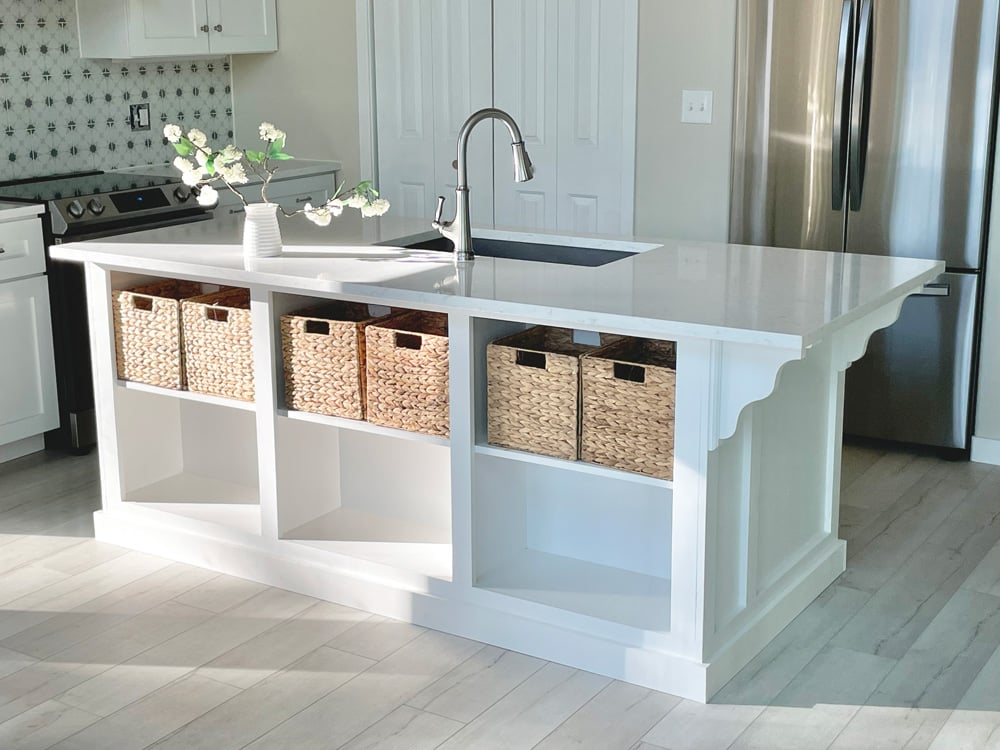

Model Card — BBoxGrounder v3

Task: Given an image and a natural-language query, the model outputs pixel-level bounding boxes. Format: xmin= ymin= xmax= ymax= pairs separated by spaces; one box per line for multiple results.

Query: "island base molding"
xmin=93 ymin=507 xmax=846 ymax=701
xmin=971 ymin=435 xmax=1000 ymax=466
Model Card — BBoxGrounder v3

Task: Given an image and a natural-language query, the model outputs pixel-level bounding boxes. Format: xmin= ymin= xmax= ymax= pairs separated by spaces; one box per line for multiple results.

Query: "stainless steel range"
xmin=0 ymin=170 xmax=214 ymax=451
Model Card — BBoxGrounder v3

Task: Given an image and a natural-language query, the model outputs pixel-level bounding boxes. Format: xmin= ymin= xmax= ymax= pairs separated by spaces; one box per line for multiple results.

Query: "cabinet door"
xmin=493 ymin=0 xmax=638 ymax=234
xmin=0 ymin=276 xmax=58 ymax=446
xmin=374 ymin=0 xmax=493 ymax=222
xmin=207 ymin=0 xmax=277 ymax=54
xmin=127 ymin=0 xmax=211 ymax=57
xmin=0 ymin=218 xmax=46 ymax=283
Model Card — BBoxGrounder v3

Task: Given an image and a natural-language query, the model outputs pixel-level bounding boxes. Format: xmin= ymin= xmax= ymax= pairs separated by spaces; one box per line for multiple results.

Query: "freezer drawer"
xmin=844 ymin=271 xmax=977 ymax=449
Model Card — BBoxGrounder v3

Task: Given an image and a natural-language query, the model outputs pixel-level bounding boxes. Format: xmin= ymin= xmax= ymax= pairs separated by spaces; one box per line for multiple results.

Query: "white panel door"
xmin=0 ymin=275 xmax=58 ymax=446
xmin=127 ymin=0 xmax=210 ymax=57
xmin=208 ymin=0 xmax=277 ymax=54
xmin=374 ymin=0 xmax=492 ymax=222
xmin=492 ymin=0 xmax=559 ymax=231
xmin=493 ymin=0 xmax=637 ymax=235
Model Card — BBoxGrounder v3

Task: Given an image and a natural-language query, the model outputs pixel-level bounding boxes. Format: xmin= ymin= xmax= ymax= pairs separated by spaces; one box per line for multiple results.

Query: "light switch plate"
xmin=681 ymin=90 xmax=713 ymax=124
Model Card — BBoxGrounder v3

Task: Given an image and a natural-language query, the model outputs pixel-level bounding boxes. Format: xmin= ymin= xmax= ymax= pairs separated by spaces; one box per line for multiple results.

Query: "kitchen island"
xmin=50 ymin=213 xmax=941 ymax=701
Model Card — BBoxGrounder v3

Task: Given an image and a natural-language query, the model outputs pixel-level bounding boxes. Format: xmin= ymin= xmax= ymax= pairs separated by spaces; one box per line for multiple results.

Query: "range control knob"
xmin=173 ymin=186 xmax=191 ymax=202
xmin=66 ymin=200 xmax=85 ymax=219
xmin=87 ymin=198 xmax=105 ymax=215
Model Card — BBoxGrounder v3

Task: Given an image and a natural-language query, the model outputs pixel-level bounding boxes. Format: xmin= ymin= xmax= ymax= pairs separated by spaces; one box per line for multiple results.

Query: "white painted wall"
xmin=633 ymin=0 xmax=737 ymax=241
xmin=230 ymin=0 xmax=363 ymax=182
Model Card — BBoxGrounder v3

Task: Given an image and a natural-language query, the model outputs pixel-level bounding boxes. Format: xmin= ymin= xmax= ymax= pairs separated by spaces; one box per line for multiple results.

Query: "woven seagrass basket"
xmin=280 ymin=302 xmax=392 ymax=420
xmin=365 ymin=310 xmax=450 ymax=437
xmin=181 ymin=287 xmax=254 ymax=402
xmin=112 ymin=279 xmax=209 ymax=390
xmin=581 ymin=337 xmax=676 ymax=480
xmin=487 ymin=326 xmax=623 ymax=461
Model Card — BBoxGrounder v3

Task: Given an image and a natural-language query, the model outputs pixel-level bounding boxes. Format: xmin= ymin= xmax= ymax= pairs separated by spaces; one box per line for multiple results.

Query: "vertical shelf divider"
xmin=251 ymin=285 xmax=280 ymax=541
xmin=447 ymin=312 xmax=475 ymax=588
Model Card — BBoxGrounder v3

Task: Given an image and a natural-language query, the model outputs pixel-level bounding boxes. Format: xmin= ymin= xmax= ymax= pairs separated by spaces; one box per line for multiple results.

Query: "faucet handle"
xmin=433 ymin=195 xmax=447 ymax=227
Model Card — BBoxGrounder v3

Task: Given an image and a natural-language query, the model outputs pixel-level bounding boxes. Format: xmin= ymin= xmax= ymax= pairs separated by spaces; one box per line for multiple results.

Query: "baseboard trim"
xmin=971 ymin=435 xmax=1000 ymax=466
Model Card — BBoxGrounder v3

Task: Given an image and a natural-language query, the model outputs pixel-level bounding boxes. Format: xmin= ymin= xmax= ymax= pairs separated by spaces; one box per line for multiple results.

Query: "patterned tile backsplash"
xmin=0 ymin=0 xmax=234 ymax=180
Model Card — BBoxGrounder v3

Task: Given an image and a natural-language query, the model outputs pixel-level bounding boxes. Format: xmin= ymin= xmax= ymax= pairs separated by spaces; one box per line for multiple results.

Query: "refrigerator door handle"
xmin=833 ymin=0 xmax=855 ymax=211
xmin=849 ymin=0 xmax=874 ymax=212
xmin=915 ymin=283 xmax=951 ymax=297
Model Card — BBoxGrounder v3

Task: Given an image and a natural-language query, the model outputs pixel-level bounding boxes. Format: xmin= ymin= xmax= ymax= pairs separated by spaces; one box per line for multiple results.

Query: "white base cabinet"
xmin=0 ymin=211 xmax=57 ymax=458
xmin=75 ymin=257 xmax=920 ymax=702
xmin=76 ymin=0 xmax=277 ymax=59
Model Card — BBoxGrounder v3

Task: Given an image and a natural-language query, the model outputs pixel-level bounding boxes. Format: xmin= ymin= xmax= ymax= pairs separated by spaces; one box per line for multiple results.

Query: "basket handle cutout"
xmin=131 ymin=295 xmax=153 ymax=311
xmin=395 ymin=332 xmax=423 ymax=350
xmin=516 ymin=350 xmax=546 ymax=369
xmin=614 ymin=362 xmax=646 ymax=383
xmin=206 ymin=307 xmax=229 ymax=323
xmin=304 ymin=319 xmax=330 ymax=335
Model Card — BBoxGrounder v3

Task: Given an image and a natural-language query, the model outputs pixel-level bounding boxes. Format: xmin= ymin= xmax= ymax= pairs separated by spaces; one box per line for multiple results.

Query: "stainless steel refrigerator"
xmin=730 ymin=0 xmax=999 ymax=450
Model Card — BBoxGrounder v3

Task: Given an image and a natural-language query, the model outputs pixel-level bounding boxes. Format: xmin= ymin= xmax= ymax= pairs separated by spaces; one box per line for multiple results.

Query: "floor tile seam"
xmin=820 ymin=704 xmax=864 ymax=750
xmin=223 ymin=645 xmax=387 ymax=750
xmin=773 ymin=643 xmax=898 ymax=707
xmin=402 ymin=649 xmax=547 ymax=725
xmin=0 ymin=697 xmax=106 ymax=750
xmin=332 ymin=702 xmax=464 ymax=750
xmin=510 ymin=671 xmax=617 ymax=750
xmin=636 ymin=693 xmax=684 ymax=745
xmin=0 ymin=539 xmax=88 ymax=578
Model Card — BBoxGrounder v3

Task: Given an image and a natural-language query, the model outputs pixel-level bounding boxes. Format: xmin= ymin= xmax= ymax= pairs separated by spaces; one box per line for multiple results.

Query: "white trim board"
xmin=972 ymin=435 xmax=1000 ymax=466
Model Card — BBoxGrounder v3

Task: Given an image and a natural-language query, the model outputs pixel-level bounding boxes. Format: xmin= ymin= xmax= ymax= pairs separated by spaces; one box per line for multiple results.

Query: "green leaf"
xmin=172 ymin=140 xmax=193 ymax=157
xmin=269 ymin=153 xmax=294 ymax=160
xmin=245 ymin=150 xmax=265 ymax=163
xmin=205 ymin=156 xmax=216 ymax=175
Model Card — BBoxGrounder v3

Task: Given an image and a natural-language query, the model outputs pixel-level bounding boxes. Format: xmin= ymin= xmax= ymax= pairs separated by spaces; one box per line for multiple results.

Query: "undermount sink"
xmin=402 ymin=236 xmax=636 ymax=267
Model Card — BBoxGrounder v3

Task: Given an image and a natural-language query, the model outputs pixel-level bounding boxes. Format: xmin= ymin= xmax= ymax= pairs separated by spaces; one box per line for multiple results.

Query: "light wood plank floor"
xmin=0 ymin=444 xmax=999 ymax=749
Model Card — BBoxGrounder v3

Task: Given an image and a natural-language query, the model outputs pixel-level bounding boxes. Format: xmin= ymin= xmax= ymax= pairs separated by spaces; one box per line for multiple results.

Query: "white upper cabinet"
xmin=76 ymin=0 xmax=277 ymax=59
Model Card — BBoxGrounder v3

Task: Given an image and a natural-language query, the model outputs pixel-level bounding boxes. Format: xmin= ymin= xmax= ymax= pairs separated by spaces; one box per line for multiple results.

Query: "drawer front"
xmin=0 ymin=275 xmax=58 ymax=445
xmin=0 ymin=218 xmax=45 ymax=282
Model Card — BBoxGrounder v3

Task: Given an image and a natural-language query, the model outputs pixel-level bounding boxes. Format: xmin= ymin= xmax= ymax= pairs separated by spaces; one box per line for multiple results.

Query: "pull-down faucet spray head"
xmin=512 ymin=142 xmax=534 ymax=183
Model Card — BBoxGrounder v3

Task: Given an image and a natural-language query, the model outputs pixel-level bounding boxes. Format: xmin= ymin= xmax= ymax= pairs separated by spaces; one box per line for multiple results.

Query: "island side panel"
xmin=701 ymin=334 xmax=848 ymax=696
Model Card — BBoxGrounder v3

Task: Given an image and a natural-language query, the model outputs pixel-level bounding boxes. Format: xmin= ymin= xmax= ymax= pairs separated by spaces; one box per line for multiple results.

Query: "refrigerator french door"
xmin=730 ymin=0 xmax=1000 ymax=450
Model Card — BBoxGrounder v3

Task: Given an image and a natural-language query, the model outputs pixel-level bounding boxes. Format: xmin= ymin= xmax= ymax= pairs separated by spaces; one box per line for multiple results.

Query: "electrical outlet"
xmin=681 ymin=90 xmax=713 ymax=124
xmin=129 ymin=103 xmax=151 ymax=131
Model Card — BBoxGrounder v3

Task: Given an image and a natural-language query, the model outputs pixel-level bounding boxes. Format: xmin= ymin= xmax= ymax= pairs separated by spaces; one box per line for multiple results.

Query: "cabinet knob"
xmin=200 ymin=24 xmax=209 ymax=32
xmin=214 ymin=24 xmax=223 ymax=32
xmin=294 ymin=196 xmax=313 ymax=204
xmin=0 ymin=248 xmax=5 ymax=255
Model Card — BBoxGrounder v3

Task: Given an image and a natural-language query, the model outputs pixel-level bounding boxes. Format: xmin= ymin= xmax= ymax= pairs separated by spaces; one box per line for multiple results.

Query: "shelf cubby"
xmin=114 ymin=385 xmax=261 ymax=535
xmin=274 ymin=414 xmax=452 ymax=580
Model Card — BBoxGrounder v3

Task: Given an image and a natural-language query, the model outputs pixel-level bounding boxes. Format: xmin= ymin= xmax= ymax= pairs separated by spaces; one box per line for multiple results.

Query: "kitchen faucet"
xmin=432 ymin=108 xmax=534 ymax=262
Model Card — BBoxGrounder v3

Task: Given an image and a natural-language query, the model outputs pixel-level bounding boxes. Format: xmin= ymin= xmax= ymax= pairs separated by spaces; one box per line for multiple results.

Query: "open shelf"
xmin=278 ymin=408 xmax=449 ymax=447
xmin=473 ymin=442 xmax=672 ymax=631
xmin=275 ymin=415 xmax=452 ymax=580
xmin=475 ymin=444 xmax=672 ymax=489
xmin=477 ymin=548 xmax=671 ymax=631
xmin=115 ymin=386 xmax=260 ymax=537
xmin=116 ymin=380 xmax=255 ymax=411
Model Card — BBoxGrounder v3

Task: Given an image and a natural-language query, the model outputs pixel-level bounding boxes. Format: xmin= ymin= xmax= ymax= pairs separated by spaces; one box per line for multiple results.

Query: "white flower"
xmin=181 ymin=170 xmax=202 ymax=187
xmin=173 ymin=155 xmax=196 ymax=173
xmin=196 ymin=185 xmax=219 ymax=206
xmin=217 ymin=144 xmax=242 ymax=164
xmin=258 ymin=122 xmax=285 ymax=142
xmin=302 ymin=202 xmax=333 ymax=227
xmin=195 ymin=148 xmax=209 ymax=167
xmin=217 ymin=161 xmax=249 ymax=185
xmin=163 ymin=124 xmax=182 ymax=143
xmin=344 ymin=193 xmax=367 ymax=209
xmin=360 ymin=198 xmax=390 ymax=217
xmin=187 ymin=129 xmax=208 ymax=148
xmin=326 ymin=198 xmax=345 ymax=217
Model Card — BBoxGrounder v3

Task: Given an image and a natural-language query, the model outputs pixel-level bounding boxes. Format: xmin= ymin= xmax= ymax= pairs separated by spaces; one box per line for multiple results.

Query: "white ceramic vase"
xmin=242 ymin=202 xmax=282 ymax=257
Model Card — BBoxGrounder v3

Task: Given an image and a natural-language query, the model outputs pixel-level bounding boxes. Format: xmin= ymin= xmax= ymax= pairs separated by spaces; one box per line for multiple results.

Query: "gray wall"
xmin=231 ymin=0 xmax=362 ymax=183
xmin=975 ymin=130 xmax=1000 ymax=447
xmin=633 ymin=0 xmax=737 ymax=241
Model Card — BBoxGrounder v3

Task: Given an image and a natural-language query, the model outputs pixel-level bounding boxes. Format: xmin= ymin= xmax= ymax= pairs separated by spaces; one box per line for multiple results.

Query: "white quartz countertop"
xmin=49 ymin=211 xmax=943 ymax=350
xmin=0 ymin=201 xmax=44 ymax=221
